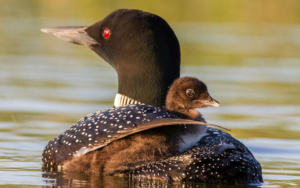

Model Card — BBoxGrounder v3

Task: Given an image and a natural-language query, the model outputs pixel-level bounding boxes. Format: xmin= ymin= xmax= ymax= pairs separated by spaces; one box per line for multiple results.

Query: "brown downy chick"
xmin=166 ymin=76 xmax=220 ymax=120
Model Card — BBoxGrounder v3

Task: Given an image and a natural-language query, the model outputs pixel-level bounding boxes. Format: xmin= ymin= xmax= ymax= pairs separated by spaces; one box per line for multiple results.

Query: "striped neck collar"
xmin=114 ymin=93 xmax=143 ymax=107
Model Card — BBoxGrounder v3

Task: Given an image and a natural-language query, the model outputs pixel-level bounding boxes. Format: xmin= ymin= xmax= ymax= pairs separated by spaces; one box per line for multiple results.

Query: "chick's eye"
xmin=186 ymin=89 xmax=195 ymax=97
xmin=103 ymin=28 xmax=111 ymax=39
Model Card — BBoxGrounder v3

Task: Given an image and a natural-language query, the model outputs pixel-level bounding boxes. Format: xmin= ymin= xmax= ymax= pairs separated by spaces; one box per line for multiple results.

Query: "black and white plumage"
xmin=42 ymin=104 xmax=173 ymax=168
xmin=127 ymin=128 xmax=263 ymax=184
xmin=42 ymin=104 xmax=223 ymax=169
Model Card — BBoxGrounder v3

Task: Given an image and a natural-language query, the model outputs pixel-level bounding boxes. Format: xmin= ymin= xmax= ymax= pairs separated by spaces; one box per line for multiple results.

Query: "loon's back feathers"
xmin=42 ymin=104 xmax=222 ymax=170
xmin=42 ymin=106 xmax=262 ymax=184
xmin=128 ymin=128 xmax=263 ymax=184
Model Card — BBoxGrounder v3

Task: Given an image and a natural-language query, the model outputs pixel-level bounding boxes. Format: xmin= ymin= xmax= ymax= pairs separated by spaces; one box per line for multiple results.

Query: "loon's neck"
xmin=116 ymin=65 xmax=179 ymax=108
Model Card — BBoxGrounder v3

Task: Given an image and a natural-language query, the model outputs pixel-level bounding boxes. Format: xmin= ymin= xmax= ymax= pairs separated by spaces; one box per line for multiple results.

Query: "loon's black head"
xmin=41 ymin=9 xmax=180 ymax=107
xmin=166 ymin=77 xmax=220 ymax=119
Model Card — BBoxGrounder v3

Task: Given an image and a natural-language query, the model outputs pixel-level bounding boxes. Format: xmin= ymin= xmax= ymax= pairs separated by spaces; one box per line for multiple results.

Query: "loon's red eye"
xmin=103 ymin=28 xmax=111 ymax=39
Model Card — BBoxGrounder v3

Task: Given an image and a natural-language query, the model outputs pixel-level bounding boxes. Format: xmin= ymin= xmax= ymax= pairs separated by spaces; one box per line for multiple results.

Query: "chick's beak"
xmin=203 ymin=97 xmax=221 ymax=107
xmin=192 ymin=95 xmax=221 ymax=108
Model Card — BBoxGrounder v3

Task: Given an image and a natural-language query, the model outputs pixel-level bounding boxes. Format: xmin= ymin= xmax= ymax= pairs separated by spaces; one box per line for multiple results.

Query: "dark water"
xmin=0 ymin=1 xmax=300 ymax=187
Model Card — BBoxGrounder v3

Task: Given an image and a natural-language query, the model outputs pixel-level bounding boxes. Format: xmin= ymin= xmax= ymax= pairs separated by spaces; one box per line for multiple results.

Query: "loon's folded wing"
xmin=124 ymin=128 xmax=263 ymax=184
xmin=42 ymin=104 xmax=228 ymax=169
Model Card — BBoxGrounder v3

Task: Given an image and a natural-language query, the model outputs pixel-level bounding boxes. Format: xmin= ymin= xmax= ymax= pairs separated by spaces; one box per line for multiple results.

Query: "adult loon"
xmin=42 ymin=9 xmax=263 ymax=184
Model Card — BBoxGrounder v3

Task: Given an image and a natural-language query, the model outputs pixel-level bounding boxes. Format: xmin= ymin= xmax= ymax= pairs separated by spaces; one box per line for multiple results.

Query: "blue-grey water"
xmin=0 ymin=1 xmax=300 ymax=187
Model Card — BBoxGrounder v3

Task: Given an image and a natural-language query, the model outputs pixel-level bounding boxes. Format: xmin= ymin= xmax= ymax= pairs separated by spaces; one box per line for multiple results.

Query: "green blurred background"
xmin=0 ymin=0 xmax=299 ymax=187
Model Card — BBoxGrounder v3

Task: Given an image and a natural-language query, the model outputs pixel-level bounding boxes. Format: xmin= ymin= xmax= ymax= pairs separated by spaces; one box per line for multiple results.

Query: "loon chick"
xmin=42 ymin=77 xmax=223 ymax=174
xmin=166 ymin=77 xmax=220 ymax=120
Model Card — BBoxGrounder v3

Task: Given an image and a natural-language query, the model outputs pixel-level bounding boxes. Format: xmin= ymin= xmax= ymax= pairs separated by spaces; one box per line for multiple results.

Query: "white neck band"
xmin=114 ymin=93 xmax=143 ymax=107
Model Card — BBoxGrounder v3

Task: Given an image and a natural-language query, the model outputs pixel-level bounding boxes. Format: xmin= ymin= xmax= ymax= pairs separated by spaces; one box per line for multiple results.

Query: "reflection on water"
xmin=0 ymin=1 xmax=300 ymax=188
xmin=42 ymin=173 xmax=263 ymax=188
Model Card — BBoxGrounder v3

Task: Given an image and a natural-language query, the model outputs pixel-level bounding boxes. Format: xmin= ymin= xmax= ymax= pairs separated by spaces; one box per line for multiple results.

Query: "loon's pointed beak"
xmin=41 ymin=26 xmax=98 ymax=47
